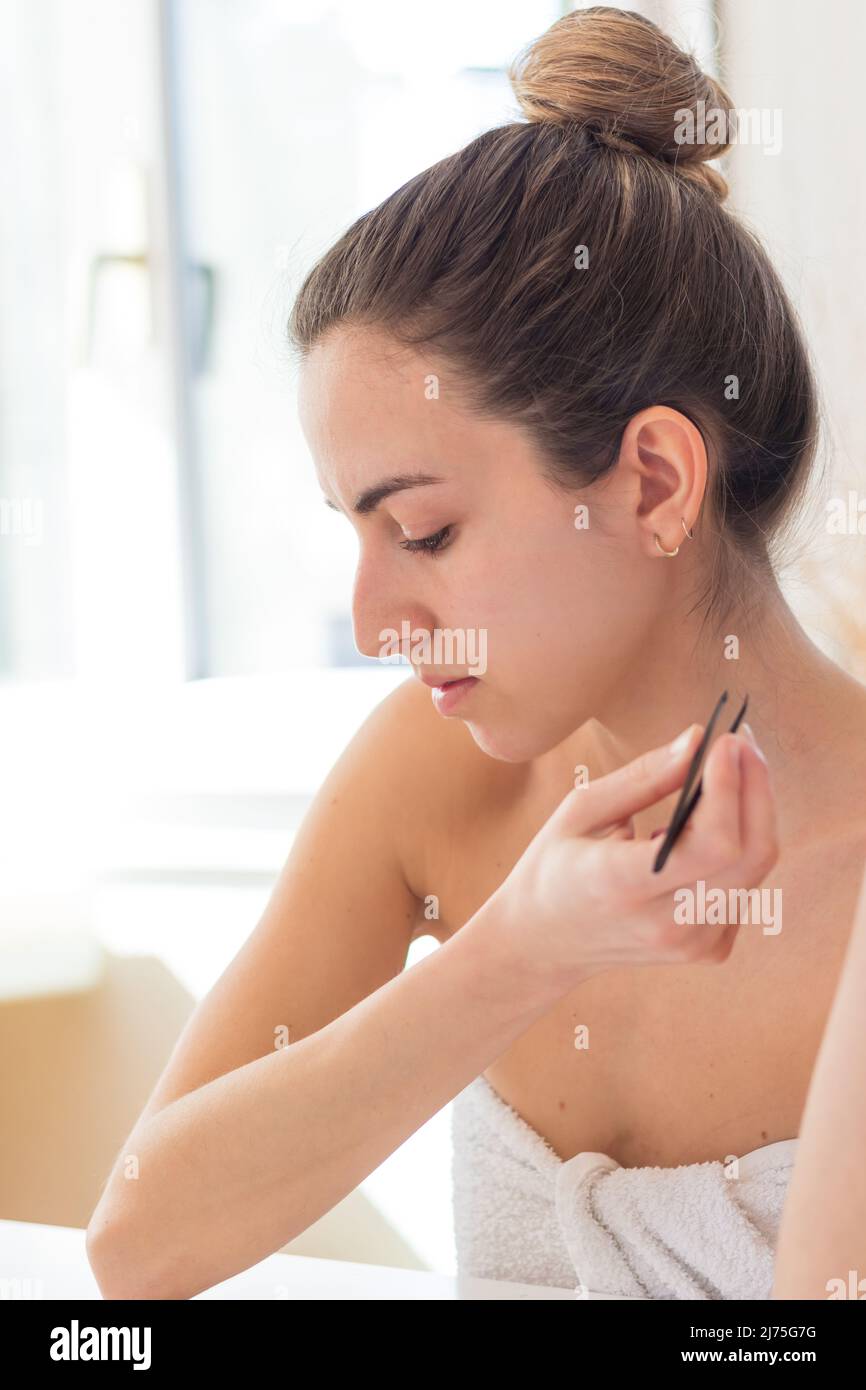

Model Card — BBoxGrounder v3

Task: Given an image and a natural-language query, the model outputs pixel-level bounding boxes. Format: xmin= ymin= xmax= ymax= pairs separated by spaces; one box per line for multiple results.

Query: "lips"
xmin=416 ymin=672 xmax=472 ymax=689
xmin=429 ymin=675 xmax=479 ymax=715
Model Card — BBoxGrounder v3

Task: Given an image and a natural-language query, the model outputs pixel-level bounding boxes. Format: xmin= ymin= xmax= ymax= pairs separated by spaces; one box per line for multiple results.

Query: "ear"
xmin=618 ymin=407 xmax=708 ymax=557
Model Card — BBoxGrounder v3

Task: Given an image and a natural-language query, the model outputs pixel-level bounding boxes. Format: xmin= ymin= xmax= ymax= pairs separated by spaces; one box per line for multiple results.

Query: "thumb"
xmin=596 ymin=815 xmax=636 ymax=841
xmin=554 ymin=724 xmax=704 ymax=837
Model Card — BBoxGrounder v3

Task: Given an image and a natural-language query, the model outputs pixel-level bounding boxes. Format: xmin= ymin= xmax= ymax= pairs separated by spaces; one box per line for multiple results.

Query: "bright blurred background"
xmin=1 ymin=0 xmax=864 ymax=1279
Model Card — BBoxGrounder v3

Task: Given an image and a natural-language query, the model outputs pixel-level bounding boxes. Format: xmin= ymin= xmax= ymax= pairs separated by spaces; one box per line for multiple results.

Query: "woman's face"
xmin=297 ymin=324 xmax=677 ymax=762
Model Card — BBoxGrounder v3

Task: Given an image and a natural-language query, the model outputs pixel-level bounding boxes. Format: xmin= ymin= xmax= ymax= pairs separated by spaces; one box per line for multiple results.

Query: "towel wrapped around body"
xmin=451 ymin=1073 xmax=798 ymax=1299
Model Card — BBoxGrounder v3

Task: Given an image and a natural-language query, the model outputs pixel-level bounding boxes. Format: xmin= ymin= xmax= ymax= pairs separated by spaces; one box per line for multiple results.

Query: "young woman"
xmin=87 ymin=7 xmax=866 ymax=1299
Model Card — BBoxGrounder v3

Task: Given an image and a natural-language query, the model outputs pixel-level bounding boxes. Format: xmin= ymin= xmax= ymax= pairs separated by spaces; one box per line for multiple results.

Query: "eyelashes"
xmin=327 ymin=507 xmax=456 ymax=558
xmin=399 ymin=524 xmax=453 ymax=557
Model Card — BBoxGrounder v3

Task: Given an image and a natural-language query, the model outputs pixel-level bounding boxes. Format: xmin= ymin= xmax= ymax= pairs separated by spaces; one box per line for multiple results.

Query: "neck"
xmin=538 ymin=574 xmax=860 ymax=845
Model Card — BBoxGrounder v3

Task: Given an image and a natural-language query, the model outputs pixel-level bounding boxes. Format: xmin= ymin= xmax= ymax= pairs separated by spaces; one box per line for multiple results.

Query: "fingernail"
xmin=741 ymin=721 xmax=767 ymax=765
xmin=651 ymin=827 xmax=667 ymax=840
xmin=669 ymin=724 xmax=695 ymax=757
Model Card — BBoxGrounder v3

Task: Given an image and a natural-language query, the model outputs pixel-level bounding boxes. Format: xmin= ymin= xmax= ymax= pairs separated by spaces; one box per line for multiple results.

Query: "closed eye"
xmin=399 ymin=525 xmax=453 ymax=556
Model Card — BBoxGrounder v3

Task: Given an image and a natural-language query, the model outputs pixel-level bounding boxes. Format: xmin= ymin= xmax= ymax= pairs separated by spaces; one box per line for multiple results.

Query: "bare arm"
xmin=88 ymin=892 xmax=563 ymax=1300
xmin=85 ymin=682 xmax=570 ymax=1299
xmin=86 ymin=692 xmax=730 ymax=1301
xmin=771 ymin=859 xmax=866 ymax=1299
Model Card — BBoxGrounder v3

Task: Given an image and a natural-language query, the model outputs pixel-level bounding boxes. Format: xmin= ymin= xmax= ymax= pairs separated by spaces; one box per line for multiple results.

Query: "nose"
xmin=351 ymin=551 xmax=433 ymax=665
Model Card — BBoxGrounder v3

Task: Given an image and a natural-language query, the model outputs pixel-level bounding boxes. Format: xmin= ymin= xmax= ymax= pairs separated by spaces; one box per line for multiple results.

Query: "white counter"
xmin=0 ymin=1219 xmax=636 ymax=1300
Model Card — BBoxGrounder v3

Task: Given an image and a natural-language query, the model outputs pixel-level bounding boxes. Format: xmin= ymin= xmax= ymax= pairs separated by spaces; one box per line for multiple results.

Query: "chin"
xmin=464 ymin=719 xmax=552 ymax=764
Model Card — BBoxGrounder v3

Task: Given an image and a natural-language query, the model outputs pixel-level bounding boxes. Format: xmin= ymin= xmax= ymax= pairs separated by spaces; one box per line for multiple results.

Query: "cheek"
xmin=452 ymin=548 xmax=579 ymax=676
xmin=443 ymin=518 xmax=643 ymax=677
xmin=490 ymin=525 xmax=590 ymax=620
xmin=479 ymin=533 xmax=635 ymax=676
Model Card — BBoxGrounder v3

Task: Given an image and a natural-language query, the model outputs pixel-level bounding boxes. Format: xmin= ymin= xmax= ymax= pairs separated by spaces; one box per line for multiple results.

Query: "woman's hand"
xmin=489 ymin=722 xmax=779 ymax=992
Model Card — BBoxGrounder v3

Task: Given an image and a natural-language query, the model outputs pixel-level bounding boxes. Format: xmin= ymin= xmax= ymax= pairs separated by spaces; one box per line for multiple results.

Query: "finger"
xmin=683 ymin=731 xmax=743 ymax=869
xmin=738 ymin=738 xmax=778 ymax=876
xmin=658 ymin=742 xmax=773 ymax=955
xmin=588 ymin=739 xmax=740 ymax=899
xmin=651 ymin=738 xmax=772 ymax=934
xmin=593 ymin=739 xmax=765 ymax=917
xmin=556 ymin=724 xmax=704 ymax=836
xmin=597 ymin=815 xmax=636 ymax=841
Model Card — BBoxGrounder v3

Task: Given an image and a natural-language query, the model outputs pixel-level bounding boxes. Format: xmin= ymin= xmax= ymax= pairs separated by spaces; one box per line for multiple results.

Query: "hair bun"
xmin=508 ymin=5 xmax=734 ymax=201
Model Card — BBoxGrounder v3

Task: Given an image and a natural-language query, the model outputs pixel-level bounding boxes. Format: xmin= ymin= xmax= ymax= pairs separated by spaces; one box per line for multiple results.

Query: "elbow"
xmin=86 ymin=1212 xmax=142 ymax=1300
xmin=86 ymin=1207 xmax=193 ymax=1301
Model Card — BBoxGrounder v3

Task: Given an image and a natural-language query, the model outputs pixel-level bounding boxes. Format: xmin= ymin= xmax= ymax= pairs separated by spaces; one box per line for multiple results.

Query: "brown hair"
xmin=288 ymin=5 xmax=820 ymax=629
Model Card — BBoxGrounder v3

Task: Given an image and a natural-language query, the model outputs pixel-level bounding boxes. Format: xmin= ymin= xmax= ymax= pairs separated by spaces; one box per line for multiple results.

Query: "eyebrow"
xmin=323 ymin=472 xmax=446 ymax=516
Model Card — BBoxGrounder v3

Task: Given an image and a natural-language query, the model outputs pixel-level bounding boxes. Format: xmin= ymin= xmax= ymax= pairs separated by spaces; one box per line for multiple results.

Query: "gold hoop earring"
xmin=682 ymin=516 xmax=694 ymax=540
xmin=654 ymin=533 xmax=680 ymax=557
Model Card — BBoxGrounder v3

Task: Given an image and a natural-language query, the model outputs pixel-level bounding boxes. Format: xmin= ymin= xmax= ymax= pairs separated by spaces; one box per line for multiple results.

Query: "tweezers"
xmin=652 ymin=689 xmax=749 ymax=873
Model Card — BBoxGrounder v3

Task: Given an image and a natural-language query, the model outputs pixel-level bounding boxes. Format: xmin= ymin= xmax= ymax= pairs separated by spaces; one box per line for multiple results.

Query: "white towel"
xmin=451 ymin=1074 xmax=798 ymax=1299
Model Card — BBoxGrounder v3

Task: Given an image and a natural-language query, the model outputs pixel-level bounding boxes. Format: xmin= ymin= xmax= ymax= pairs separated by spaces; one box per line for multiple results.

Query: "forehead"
xmin=296 ymin=323 xmax=547 ymax=510
xmin=298 ymin=324 xmax=435 ymax=430
xmin=297 ymin=325 xmax=469 ymax=496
